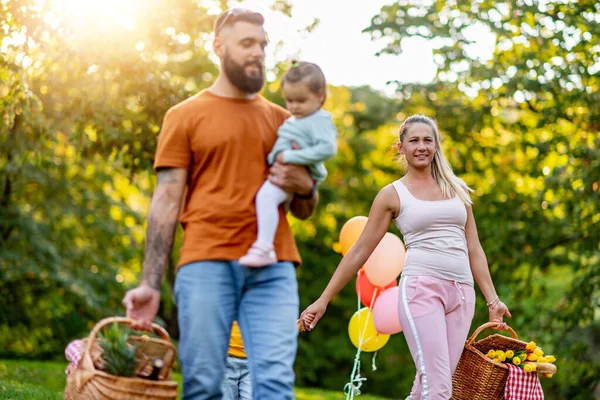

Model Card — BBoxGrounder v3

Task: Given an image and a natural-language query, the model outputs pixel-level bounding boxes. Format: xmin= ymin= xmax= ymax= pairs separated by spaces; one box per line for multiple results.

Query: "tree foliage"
xmin=1 ymin=0 xmax=597 ymax=398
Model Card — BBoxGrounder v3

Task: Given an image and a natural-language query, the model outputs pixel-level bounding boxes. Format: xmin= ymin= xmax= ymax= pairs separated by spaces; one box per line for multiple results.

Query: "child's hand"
xmin=297 ymin=314 xmax=314 ymax=332
xmin=276 ymin=152 xmax=285 ymax=164
xmin=300 ymin=298 xmax=328 ymax=331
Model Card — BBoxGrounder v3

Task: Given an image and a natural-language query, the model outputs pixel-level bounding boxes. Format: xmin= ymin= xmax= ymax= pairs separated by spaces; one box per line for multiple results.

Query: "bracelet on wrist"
xmin=486 ymin=295 xmax=499 ymax=307
xmin=488 ymin=297 xmax=501 ymax=311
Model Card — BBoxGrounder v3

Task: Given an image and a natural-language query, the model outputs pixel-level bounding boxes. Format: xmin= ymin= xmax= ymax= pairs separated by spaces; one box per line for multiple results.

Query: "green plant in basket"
xmin=98 ymin=322 xmax=137 ymax=377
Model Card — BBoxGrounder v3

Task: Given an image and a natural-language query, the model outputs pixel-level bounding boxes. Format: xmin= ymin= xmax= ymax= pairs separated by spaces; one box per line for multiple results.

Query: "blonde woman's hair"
xmin=398 ymin=114 xmax=473 ymax=205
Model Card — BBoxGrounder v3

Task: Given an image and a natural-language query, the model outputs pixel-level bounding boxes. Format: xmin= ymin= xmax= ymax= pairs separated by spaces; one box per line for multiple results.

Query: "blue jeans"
xmin=174 ymin=261 xmax=299 ymax=400
xmin=221 ymin=356 xmax=252 ymax=400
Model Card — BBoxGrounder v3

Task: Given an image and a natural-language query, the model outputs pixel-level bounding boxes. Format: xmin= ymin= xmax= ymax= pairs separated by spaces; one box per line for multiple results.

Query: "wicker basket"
xmin=452 ymin=322 xmax=526 ymax=400
xmin=64 ymin=317 xmax=178 ymax=400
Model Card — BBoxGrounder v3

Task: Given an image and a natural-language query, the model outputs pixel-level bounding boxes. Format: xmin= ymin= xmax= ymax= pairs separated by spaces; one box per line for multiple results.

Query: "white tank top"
xmin=392 ymin=179 xmax=474 ymax=286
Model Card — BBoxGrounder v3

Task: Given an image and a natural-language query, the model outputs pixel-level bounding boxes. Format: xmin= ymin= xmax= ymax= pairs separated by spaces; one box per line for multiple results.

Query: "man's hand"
xmin=268 ymin=161 xmax=313 ymax=195
xmin=276 ymin=152 xmax=285 ymax=164
xmin=269 ymin=142 xmax=313 ymax=196
xmin=122 ymin=285 xmax=161 ymax=331
xmin=269 ymin=142 xmax=317 ymax=219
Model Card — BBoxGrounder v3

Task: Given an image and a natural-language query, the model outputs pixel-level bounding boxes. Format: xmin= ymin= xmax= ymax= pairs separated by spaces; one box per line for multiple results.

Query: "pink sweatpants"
xmin=398 ymin=275 xmax=475 ymax=400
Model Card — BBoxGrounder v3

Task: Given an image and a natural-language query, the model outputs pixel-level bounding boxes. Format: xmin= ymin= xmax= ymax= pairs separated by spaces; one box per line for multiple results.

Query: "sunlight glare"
xmin=50 ymin=0 xmax=139 ymax=31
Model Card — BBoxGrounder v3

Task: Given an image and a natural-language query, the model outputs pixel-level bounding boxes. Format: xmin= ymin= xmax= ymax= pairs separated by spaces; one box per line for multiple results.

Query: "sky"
xmin=45 ymin=0 xmax=496 ymax=94
xmin=228 ymin=0 xmax=439 ymax=94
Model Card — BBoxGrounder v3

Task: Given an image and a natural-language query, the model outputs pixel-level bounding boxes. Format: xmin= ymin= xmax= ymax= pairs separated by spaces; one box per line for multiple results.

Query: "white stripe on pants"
xmin=398 ymin=275 xmax=475 ymax=400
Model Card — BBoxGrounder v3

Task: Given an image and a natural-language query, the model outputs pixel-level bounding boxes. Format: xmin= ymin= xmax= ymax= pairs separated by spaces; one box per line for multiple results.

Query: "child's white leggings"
xmin=255 ymin=180 xmax=291 ymax=246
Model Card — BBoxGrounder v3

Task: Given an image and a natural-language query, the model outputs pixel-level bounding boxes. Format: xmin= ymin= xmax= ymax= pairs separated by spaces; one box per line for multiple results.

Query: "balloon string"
xmin=345 ymin=276 xmax=379 ymax=399
xmin=357 ymin=288 xmax=377 ymax=347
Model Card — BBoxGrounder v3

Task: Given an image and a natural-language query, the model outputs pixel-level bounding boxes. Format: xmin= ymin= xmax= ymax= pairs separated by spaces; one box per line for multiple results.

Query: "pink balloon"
xmin=364 ymin=232 xmax=406 ymax=287
xmin=372 ymin=287 xmax=402 ymax=335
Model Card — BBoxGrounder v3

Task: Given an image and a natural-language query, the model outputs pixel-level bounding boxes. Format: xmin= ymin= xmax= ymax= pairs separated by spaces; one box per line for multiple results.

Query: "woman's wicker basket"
xmin=452 ymin=322 xmax=530 ymax=400
xmin=64 ymin=317 xmax=178 ymax=400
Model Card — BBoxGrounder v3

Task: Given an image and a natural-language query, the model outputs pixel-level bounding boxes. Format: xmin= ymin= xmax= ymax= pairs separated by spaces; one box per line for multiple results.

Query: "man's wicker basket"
xmin=64 ymin=317 xmax=178 ymax=400
xmin=452 ymin=322 xmax=554 ymax=400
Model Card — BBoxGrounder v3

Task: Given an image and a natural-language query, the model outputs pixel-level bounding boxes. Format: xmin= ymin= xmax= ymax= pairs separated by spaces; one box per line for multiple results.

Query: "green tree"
xmin=357 ymin=0 xmax=599 ymax=397
xmin=0 ymin=0 xmax=217 ymax=356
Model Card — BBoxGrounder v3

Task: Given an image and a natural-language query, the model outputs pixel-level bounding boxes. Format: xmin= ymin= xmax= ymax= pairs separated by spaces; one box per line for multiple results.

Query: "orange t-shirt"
xmin=153 ymin=90 xmax=301 ymax=268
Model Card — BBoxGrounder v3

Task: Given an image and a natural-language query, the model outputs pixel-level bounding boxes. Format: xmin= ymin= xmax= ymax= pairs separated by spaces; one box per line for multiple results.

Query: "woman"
xmin=300 ymin=114 xmax=511 ymax=399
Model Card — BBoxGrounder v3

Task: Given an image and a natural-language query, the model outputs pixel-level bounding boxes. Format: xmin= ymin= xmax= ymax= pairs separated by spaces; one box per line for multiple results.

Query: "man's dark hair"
xmin=214 ymin=8 xmax=265 ymax=36
xmin=282 ymin=61 xmax=327 ymax=96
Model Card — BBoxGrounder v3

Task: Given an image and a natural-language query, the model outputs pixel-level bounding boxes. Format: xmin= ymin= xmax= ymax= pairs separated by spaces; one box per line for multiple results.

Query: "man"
xmin=122 ymin=8 xmax=318 ymax=400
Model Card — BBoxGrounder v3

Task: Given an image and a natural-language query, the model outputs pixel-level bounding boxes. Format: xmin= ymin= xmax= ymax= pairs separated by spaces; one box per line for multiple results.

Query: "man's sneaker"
xmin=239 ymin=242 xmax=277 ymax=267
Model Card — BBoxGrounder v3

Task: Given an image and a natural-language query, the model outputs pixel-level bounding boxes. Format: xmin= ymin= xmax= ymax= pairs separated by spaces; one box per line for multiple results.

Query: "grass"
xmin=0 ymin=359 xmax=388 ymax=400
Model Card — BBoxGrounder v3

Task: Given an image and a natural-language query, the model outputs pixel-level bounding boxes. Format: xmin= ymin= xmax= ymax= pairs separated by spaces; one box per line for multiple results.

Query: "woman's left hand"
xmin=489 ymin=301 xmax=512 ymax=330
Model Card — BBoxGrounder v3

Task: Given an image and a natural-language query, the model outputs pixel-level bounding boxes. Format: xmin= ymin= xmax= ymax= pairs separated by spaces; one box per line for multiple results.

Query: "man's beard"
xmin=223 ymin=51 xmax=264 ymax=94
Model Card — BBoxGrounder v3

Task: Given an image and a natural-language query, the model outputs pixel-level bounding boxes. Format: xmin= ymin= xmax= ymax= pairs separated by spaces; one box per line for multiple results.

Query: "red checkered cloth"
xmin=505 ymin=364 xmax=544 ymax=400
xmin=65 ymin=339 xmax=83 ymax=375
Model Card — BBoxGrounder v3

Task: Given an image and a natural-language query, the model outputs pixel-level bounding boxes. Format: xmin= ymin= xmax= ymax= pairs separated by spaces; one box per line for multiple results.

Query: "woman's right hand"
xmin=300 ymin=298 xmax=329 ymax=331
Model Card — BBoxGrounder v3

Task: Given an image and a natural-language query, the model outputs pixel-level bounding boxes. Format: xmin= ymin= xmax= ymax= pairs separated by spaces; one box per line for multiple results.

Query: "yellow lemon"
xmin=526 ymin=341 xmax=536 ymax=352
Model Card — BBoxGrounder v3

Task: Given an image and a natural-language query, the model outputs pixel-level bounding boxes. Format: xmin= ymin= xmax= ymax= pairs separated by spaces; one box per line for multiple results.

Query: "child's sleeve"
xmin=280 ymin=113 xmax=337 ymax=165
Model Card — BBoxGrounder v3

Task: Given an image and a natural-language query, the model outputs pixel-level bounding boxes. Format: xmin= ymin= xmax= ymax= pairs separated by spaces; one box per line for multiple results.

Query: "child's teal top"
xmin=267 ymin=109 xmax=337 ymax=184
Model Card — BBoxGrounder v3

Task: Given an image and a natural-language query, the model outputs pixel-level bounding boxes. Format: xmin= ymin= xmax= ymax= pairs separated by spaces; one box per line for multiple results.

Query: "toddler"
xmin=239 ymin=61 xmax=337 ymax=267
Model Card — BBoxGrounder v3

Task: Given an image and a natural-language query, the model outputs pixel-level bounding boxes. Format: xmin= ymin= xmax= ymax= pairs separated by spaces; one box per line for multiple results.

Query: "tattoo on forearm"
xmin=157 ymin=169 xmax=181 ymax=185
xmin=142 ymin=214 xmax=178 ymax=290
xmin=142 ymin=168 xmax=183 ymax=290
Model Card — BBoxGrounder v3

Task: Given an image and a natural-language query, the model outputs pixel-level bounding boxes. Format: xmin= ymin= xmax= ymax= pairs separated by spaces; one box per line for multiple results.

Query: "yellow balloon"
xmin=339 ymin=216 xmax=368 ymax=255
xmin=348 ymin=308 xmax=390 ymax=352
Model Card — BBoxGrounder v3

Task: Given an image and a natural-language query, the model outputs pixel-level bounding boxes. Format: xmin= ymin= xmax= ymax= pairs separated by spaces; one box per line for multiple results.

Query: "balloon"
xmin=339 ymin=216 xmax=368 ymax=255
xmin=348 ymin=308 xmax=390 ymax=352
xmin=372 ymin=287 xmax=402 ymax=335
xmin=355 ymin=269 xmax=396 ymax=308
xmin=364 ymin=232 xmax=406 ymax=287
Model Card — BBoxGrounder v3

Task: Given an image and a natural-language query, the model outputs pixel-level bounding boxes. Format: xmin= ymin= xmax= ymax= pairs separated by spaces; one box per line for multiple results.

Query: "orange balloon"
xmin=364 ymin=232 xmax=406 ymax=287
xmin=339 ymin=216 xmax=368 ymax=255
